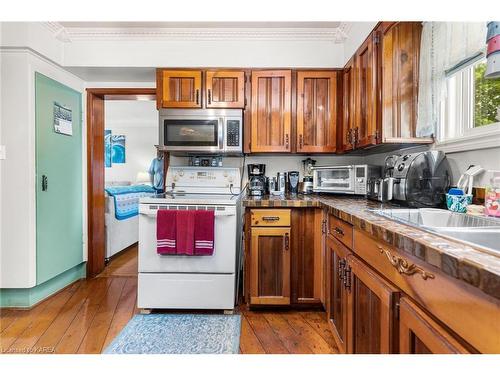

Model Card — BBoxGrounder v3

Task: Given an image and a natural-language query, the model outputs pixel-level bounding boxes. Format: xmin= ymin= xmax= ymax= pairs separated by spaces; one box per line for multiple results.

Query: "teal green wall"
xmin=0 ymin=262 xmax=85 ymax=308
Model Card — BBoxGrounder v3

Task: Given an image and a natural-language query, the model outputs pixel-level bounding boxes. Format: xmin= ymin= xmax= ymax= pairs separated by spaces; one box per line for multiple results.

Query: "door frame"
xmin=86 ymin=88 xmax=157 ymax=277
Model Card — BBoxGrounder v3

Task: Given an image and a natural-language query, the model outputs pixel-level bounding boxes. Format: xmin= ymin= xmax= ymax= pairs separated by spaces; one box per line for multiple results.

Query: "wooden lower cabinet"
xmin=249 ymin=227 xmax=291 ymax=305
xmin=326 ymin=237 xmax=350 ymax=353
xmin=399 ymin=297 xmax=471 ymax=354
xmin=347 ymin=256 xmax=400 ymax=353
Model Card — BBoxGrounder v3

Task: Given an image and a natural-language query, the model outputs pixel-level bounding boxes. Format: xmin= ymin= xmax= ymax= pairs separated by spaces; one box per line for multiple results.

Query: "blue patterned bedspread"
xmin=105 ymin=184 xmax=155 ymax=220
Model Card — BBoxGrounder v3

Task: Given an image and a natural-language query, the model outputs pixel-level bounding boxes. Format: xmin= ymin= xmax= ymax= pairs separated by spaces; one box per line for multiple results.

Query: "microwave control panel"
xmin=226 ymin=120 xmax=240 ymax=147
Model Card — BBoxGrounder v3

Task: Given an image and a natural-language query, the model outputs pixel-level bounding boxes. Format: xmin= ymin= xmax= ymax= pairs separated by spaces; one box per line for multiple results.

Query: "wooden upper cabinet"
xmin=160 ymin=70 xmax=202 ymax=108
xmin=296 ymin=71 xmax=337 ymax=153
xmin=342 ymin=58 xmax=355 ymax=152
xmin=354 ymin=32 xmax=379 ymax=148
xmin=399 ymin=297 xmax=471 ymax=354
xmin=346 ymin=255 xmax=400 ymax=354
xmin=250 ymin=70 xmax=292 ymax=153
xmin=380 ymin=22 xmax=430 ymax=142
xmin=205 ymin=70 xmax=245 ymax=108
xmin=250 ymin=226 xmax=291 ymax=305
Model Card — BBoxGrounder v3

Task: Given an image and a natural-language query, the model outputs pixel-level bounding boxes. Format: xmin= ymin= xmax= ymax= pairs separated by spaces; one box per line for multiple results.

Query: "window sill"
xmin=435 ymin=128 xmax=500 ymax=153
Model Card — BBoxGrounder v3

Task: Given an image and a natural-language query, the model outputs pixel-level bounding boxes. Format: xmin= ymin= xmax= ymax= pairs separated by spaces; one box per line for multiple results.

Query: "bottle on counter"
xmin=485 ymin=170 xmax=500 ymax=217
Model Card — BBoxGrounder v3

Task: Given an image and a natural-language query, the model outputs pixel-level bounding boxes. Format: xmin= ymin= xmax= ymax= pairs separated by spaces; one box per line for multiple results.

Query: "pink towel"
xmin=176 ymin=210 xmax=195 ymax=255
xmin=194 ymin=210 xmax=215 ymax=256
xmin=156 ymin=210 xmax=176 ymax=255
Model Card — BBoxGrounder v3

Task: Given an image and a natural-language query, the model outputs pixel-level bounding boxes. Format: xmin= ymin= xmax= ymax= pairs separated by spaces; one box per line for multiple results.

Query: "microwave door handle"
xmin=218 ymin=118 xmax=224 ymax=150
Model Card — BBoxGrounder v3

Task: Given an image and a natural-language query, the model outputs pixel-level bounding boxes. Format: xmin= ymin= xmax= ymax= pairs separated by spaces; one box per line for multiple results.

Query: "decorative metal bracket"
xmin=377 ymin=245 xmax=435 ymax=280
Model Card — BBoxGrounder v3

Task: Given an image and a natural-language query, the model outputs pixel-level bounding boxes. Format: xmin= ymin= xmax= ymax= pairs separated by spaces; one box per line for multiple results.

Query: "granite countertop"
xmin=243 ymin=194 xmax=500 ymax=300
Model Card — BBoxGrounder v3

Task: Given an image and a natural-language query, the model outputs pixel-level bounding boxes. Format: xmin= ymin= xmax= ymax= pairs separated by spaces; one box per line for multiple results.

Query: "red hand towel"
xmin=194 ymin=210 xmax=215 ymax=256
xmin=156 ymin=210 xmax=176 ymax=255
xmin=176 ymin=210 xmax=195 ymax=255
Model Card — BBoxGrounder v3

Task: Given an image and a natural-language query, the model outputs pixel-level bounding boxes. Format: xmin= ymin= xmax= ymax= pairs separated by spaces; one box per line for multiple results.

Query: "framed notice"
xmin=53 ymin=102 xmax=73 ymax=136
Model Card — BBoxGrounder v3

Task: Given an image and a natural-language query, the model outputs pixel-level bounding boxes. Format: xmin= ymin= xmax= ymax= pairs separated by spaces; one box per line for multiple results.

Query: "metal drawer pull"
xmin=333 ymin=226 xmax=344 ymax=236
xmin=284 ymin=233 xmax=290 ymax=251
xmin=262 ymin=216 xmax=280 ymax=221
xmin=377 ymin=245 xmax=435 ymax=280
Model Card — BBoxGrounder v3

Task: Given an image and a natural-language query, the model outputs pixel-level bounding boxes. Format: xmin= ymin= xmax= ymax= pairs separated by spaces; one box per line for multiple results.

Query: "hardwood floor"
xmin=0 ymin=247 xmax=337 ymax=354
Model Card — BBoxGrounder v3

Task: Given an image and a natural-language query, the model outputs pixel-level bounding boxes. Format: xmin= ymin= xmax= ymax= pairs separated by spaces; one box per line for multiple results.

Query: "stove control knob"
xmin=398 ymin=163 xmax=405 ymax=172
xmin=223 ymin=171 xmax=228 ymax=177
xmin=178 ymin=170 xmax=184 ymax=176
xmin=228 ymin=176 xmax=234 ymax=183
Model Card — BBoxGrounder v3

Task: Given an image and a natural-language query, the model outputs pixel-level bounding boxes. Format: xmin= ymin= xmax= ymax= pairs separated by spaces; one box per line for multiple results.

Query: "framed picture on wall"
xmin=105 ymin=129 xmax=112 ymax=168
xmin=111 ymin=134 xmax=126 ymax=164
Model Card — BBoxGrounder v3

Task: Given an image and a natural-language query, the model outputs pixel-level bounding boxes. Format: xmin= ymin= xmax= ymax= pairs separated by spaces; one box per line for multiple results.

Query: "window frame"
xmin=436 ymin=56 xmax=500 ymax=153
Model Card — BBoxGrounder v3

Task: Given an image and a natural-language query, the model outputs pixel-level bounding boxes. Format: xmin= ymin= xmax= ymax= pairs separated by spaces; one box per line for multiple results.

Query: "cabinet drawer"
xmin=328 ymin=214 xmax=353 ymax=249
xmin=250 ymin=209 xmax=291 ymax=227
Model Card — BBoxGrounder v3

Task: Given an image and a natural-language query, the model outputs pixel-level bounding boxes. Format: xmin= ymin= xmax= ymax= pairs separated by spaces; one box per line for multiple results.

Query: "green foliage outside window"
xmin=474 ymin=61 xmax=500 ymax=127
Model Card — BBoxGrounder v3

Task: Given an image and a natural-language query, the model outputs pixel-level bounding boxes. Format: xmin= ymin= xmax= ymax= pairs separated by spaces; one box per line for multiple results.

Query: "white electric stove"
xmin=138 ymin=166 xmax=242 ymax=311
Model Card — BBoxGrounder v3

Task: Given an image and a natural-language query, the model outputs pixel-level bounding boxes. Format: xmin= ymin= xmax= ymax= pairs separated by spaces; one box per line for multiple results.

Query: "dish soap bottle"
xmin=485 ymin=171 xmax=500 ymax=217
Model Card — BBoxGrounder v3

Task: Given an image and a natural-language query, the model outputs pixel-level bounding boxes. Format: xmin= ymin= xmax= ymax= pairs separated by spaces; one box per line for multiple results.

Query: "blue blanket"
xmin=105 ymin=184 xmax=155 ymax=220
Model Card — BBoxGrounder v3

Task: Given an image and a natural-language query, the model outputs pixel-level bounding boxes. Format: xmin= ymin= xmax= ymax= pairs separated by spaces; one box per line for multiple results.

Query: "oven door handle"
xmin=218 ymin=118 xmax=224 ymax=150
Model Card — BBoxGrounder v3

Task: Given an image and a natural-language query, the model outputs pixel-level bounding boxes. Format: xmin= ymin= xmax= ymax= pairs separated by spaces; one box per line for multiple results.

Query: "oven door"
xmin=313 ymin=166 xmax=355 ymax=193
xmin=161 ymin=117 xmax=223 ymax=153
xmin=138 ymin=204 xmax=236 ymax=274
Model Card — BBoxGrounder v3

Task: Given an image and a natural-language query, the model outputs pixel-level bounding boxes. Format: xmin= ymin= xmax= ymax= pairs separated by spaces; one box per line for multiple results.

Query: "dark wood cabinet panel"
xmin=250 ymin=227 xmax=291 ymax=305
xmin=347 ymin=255 xmax=399 ymax=354
xmin=291 ymin=208 xmax=323 ymax=305
xmin=326 ymin=237 xmax=351 ymax=353
xmin=160 ymin=70 xmax=202 ymax=108
xmin=399 ymin=297 xmax=471 ymax=354
xmin=341 ymin=58 xmax=355 ymax=152
xmin=205 ymin=70 xmax=245 ymax=108
xmin=354 ymin=32 xmax=379 ymax=148
xmin=296 ymin=71 xmax=337 ymax=153
xmin=380 ymin=22 xmax=431 ymax=143
xmin=250 ymin=70 xmax=292 ymax=152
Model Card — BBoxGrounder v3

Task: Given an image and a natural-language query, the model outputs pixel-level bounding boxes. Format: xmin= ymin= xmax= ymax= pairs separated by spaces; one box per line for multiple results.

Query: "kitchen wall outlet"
xmin=0 ymin=145 xmax=5 ymax=160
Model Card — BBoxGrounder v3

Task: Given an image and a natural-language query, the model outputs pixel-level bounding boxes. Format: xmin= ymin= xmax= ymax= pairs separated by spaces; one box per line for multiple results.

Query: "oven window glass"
xmin=164 ymin=119 xmax=218 ymax=146
xmin=316 ymin=169 xmax=352 ymax=189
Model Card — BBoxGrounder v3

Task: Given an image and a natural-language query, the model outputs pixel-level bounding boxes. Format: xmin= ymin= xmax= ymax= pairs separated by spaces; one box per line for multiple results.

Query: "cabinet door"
xmin=326 ymin=237 xmax=351 ymax=353
xmin=296 ymin=71 xmax=337 ymax=153
xmin=354 ymin=32 xmax=379 ymax=148
xmin=250 ymin=227 xmax=291 ymax=305
xmin=291 ymin=208 xmax=323 ymax=305
xmin=347 ymin=256 xmax=399 ymax=353
xmin=250 ymin=70 xmax=292 ymax=152
xmin=161 ymin=70 xmax=202 ymax=108
xmin=399 ymin=297 xmax=471 ymax=354
xmin=342 ymin=58 xmax=355 ymax=152
xmin=205 ymin=70 xmax=245 ymax=108
xmin=380 ymin=22 xmax=424 ymax=141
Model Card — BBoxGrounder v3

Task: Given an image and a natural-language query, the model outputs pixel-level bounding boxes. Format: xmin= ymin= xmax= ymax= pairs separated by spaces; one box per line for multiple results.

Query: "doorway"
xmin=86 ymin=88 xmax=159 ymax=277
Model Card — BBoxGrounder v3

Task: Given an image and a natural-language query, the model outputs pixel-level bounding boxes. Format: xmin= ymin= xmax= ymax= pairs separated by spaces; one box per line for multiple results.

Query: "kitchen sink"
xmin=372 ymin=208 xmax=500 ymax=254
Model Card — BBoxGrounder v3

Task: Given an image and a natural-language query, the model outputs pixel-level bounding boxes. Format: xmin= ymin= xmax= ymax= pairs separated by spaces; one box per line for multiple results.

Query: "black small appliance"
xmin=248 ymin=164 xmax=266 ymax=196
xmin=287 ymin=171 xmax=300 ymax=195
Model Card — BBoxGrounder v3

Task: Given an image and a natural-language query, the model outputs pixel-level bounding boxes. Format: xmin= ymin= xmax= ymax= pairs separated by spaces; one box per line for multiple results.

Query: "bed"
xmin=105 ymin=182 xmax=155 ymax=259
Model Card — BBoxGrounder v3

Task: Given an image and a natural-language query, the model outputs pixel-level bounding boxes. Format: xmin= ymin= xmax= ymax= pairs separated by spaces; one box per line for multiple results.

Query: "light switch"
xmin=0 ymin=145 xmax=5 ymax=160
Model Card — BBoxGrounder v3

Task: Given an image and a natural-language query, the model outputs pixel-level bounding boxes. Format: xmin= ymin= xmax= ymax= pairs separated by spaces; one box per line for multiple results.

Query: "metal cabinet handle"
xmin=284 ymin=233 xmax=290 ymax=251
xmin=353 ymin=127 xmax=359 ymax=147
xmin=299 ymin=134 xmax=303 ymax=149
xmin=285 ymin=134 xmax=289 ymax=149
xmin=338 ymin=258 xmax=346 ymax=281
xmin=262 ymin=216 xmax=280 ymax=221
xmin=42 ymin=175 xmax=48 ymax=191
xmin=195 ymin=89 xmax=200 ymax=105
xmin=346 ymin=128 xmax=352 ymax=145
xmin=377 ymin=245 xmax=435 ymax=280
xmin=344 ymin=265 xmax=352 ymax=291
xmin=334 ymin=226 xmax=344 ymax=236
xmin=208 ymin=89 xmax=212 ymax=105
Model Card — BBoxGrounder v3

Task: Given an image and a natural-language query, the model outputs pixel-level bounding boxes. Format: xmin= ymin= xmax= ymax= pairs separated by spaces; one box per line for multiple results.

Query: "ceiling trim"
xmin=42 ymin=22 xmax=350 ymax=43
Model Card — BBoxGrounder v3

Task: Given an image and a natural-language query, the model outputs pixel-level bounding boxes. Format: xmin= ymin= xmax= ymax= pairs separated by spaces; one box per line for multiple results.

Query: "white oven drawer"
xmin=138 ymin=204 xmax=237 ymax=274
xmin=138 ymin=273 xmax=235 ymax=309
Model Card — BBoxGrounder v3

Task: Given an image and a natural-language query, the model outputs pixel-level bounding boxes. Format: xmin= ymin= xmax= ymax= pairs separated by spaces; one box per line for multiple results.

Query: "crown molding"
xmin=42 ymin=22 xmax=351 ymax=43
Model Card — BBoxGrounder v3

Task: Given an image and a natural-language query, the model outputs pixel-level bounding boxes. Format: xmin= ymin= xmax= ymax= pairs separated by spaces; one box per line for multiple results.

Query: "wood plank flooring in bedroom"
xmin=0 ymin=246 xmax=338 ymax=354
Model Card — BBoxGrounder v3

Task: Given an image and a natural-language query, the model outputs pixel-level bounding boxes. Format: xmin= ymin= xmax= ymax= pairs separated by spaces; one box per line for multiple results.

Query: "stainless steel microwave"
xmin=159 ymin=109 xmax=242 ymax=154
xmin=312 ymin=165 xmax=381 ymax=195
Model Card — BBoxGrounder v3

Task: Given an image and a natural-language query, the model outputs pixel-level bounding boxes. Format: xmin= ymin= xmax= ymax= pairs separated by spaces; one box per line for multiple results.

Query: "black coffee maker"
xmin=248 ymin=164 xmax=266 ymax=196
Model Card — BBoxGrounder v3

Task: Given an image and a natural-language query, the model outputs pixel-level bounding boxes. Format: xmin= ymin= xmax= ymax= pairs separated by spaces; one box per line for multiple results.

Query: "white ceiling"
xmin=66 ymin=67 xmax=156 ymax=82
xmin=59 ymin=22 xmax=342 ymax=29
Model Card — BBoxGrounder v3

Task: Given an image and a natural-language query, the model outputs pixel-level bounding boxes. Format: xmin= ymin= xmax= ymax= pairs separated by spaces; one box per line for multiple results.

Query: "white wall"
xmin=343 ymin=22 xmax=378 ymax=65
xmin=0 ymin=49 xmax=85 ymax=288
xmin=104 ymin=100 xmax=158 ymax=184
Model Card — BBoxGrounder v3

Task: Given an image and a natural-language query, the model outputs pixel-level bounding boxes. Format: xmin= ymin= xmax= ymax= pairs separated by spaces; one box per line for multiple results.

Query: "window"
xmin=438 ymin=57 xmax=500 ymax=152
